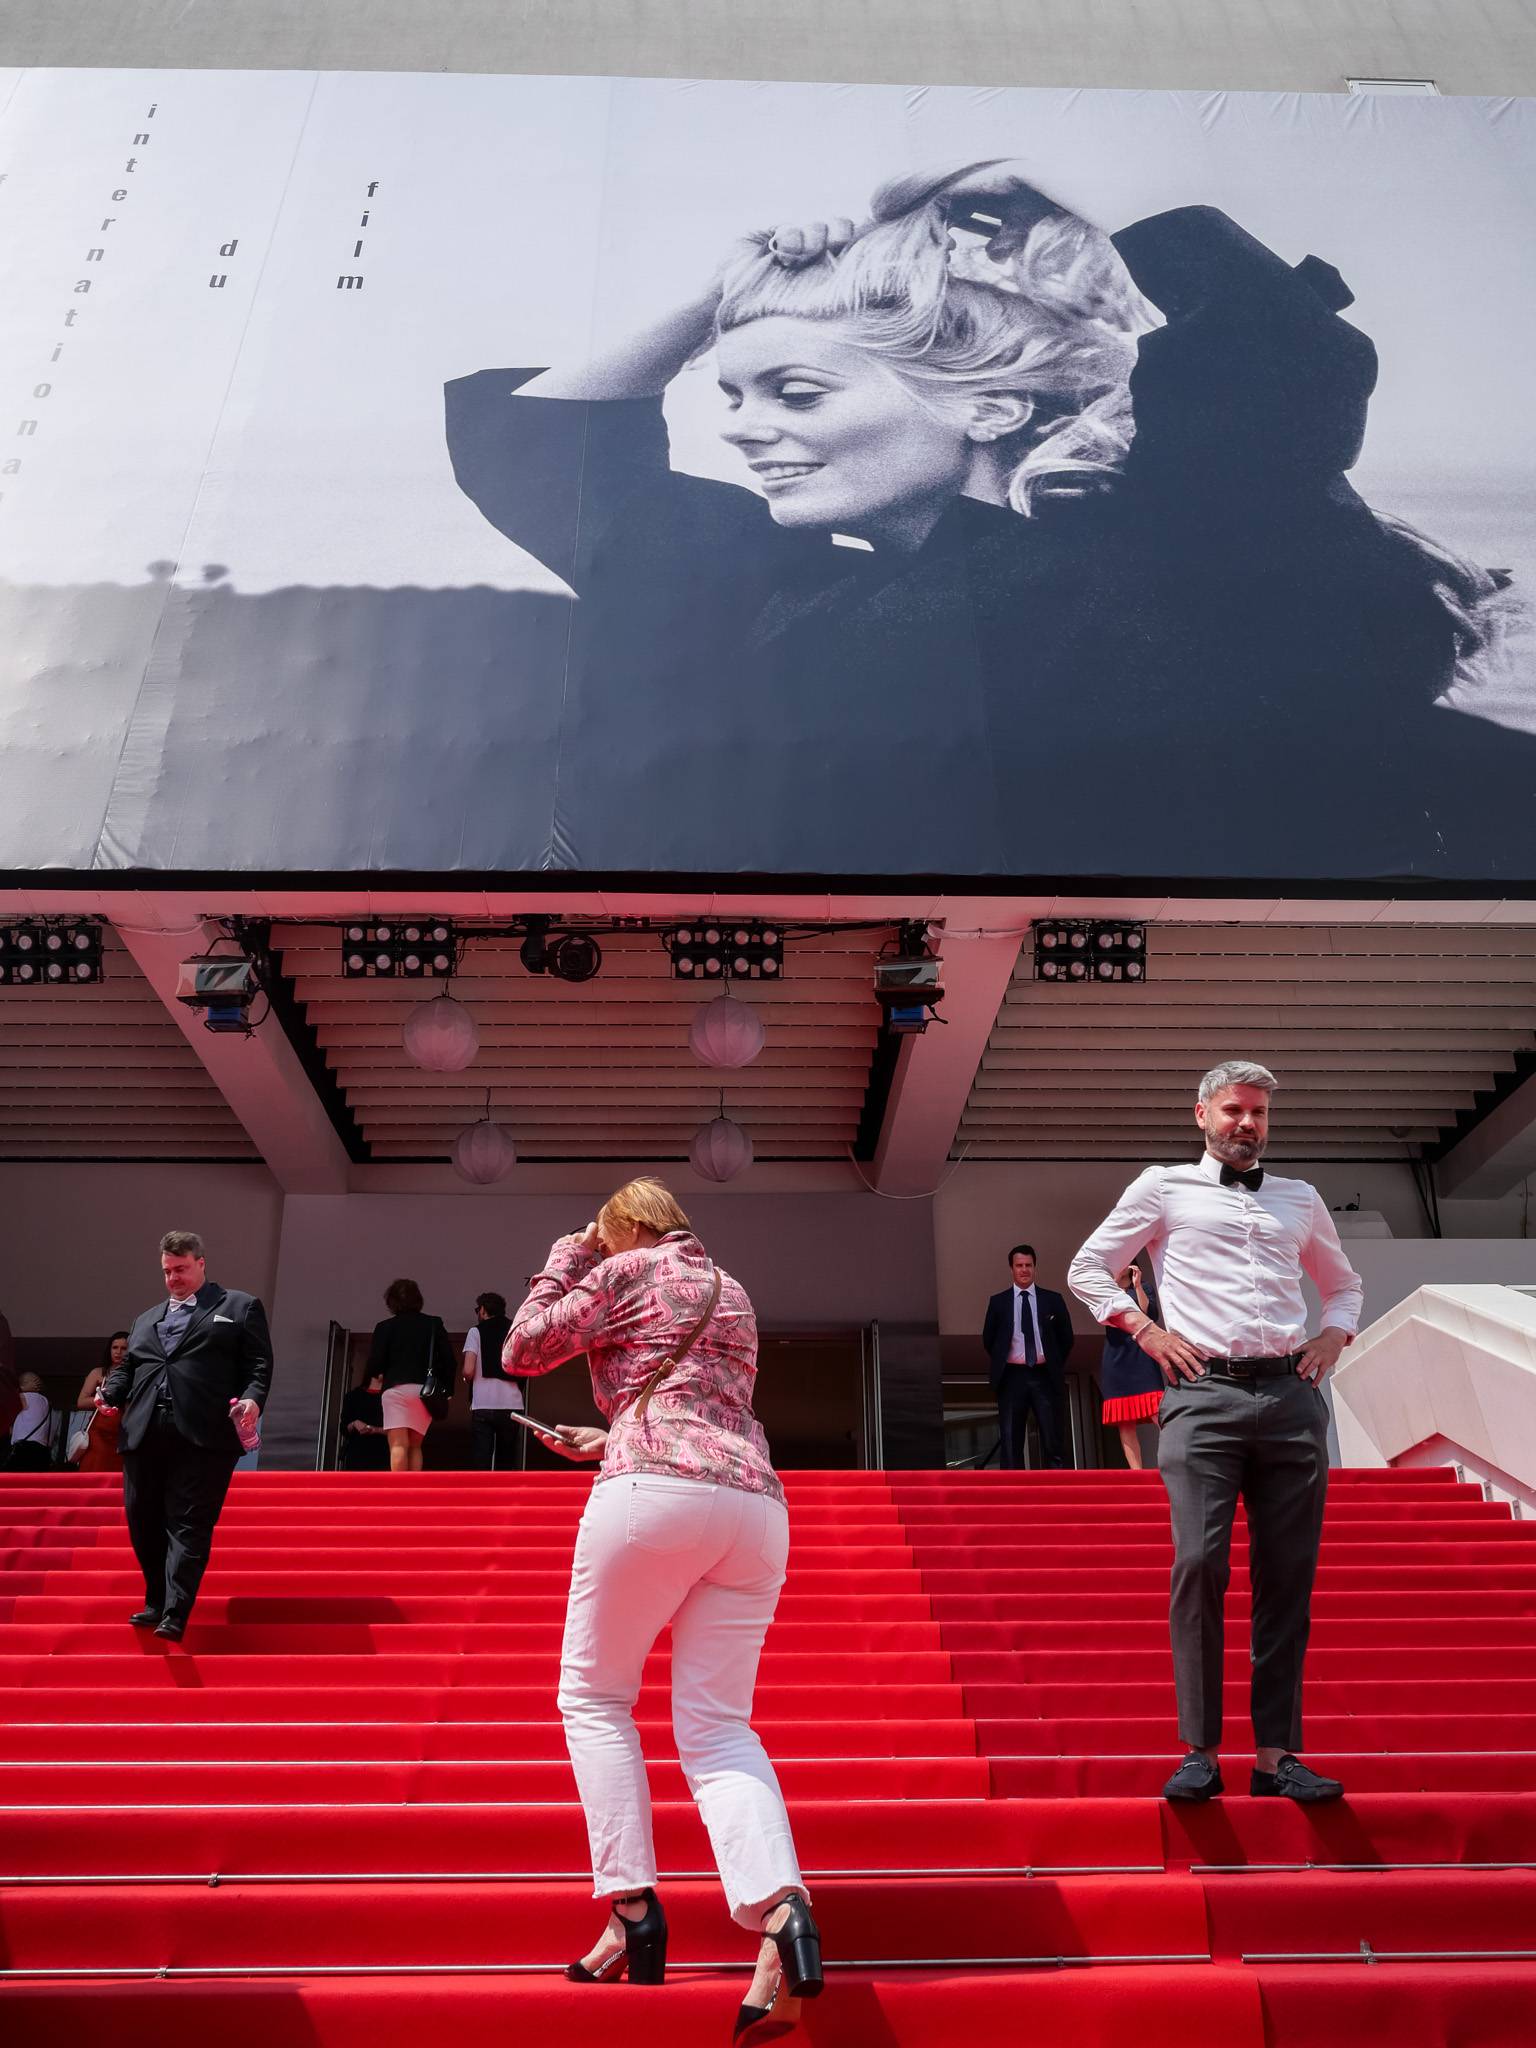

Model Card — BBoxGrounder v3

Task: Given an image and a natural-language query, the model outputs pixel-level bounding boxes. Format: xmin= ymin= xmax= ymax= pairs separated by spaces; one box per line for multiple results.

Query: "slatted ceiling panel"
xmin=275 ymin=926 xmax=887 ymax=1161
xmin=958 ymin=922 xmax=1536 ymax=1161
xmin=0 ymin=931 xmax=259 ymax=1160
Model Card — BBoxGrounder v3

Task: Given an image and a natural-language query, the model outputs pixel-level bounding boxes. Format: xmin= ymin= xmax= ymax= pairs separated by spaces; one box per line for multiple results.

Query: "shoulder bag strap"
xmin=628 ymin=1266 xmax=723 ymax=1425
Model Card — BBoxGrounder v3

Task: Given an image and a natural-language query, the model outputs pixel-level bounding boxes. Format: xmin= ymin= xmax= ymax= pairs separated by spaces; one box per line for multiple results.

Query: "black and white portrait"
xmin=1 ymin=73 xmax=1533 ymax=882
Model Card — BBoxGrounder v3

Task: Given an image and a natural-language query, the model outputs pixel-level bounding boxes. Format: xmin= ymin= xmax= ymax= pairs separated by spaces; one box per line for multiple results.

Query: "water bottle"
xmin=229 ymin=1399 xmax=261 ymax=1455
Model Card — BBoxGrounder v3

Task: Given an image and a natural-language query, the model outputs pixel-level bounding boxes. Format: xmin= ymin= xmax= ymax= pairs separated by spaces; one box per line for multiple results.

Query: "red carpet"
xmin=2 ymin=1466 xmax=1533 ymax=2044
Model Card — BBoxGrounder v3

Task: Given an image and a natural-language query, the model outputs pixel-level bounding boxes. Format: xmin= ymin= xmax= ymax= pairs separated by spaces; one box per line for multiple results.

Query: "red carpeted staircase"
xmin=1 ymin=1466 xmax=1533 ymax=2045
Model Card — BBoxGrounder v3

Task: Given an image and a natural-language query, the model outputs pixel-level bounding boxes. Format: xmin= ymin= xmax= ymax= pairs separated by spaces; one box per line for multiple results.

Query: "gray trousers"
xmin=1156 ymin=1371 xmax=1330 ymax=1751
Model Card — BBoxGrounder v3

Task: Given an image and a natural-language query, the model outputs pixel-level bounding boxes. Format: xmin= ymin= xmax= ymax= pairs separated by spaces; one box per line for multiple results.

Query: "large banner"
xmin=2 ymin=71 xmax=1534 ymax=883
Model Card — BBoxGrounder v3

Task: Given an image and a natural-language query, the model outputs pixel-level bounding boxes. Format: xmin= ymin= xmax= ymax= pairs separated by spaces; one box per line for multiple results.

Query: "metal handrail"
xmin=0 ymin=1862 xmax=1164 ymax=1887
xmin=1195 ymin=1860 xmax=1536 ymax=1874
xmin=1244 ymin=1945 xmax=1536 ymax=1964
xmin=0 ymin=1952 xmax=1214 ymax=1980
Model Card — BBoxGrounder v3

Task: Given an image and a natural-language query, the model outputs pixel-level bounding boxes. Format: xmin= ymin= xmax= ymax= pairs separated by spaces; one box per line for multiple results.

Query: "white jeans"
xmin=558 ymin=1472 xmax=805 ymax=1931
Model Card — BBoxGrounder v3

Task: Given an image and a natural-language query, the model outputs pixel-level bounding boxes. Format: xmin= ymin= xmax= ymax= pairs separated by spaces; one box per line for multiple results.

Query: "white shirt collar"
xmin=1199 ymin=1149 xmax=1269 ymax=1185
xmin=1013 ymin=1280 xmax=1035 ymax=1295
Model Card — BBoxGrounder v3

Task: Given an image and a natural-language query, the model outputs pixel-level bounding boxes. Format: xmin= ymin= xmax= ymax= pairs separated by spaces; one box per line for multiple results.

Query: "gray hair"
xmin=159 ymin=1229 xmax=205 ymax=1259
xmin=1198 ymin=1060 xmax=1278 ymax=1101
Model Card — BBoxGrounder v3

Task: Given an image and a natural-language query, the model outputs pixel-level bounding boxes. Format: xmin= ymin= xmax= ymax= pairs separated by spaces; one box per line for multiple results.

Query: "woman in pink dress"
xmin=505 ymin=1176 xmax=822 ymax=2043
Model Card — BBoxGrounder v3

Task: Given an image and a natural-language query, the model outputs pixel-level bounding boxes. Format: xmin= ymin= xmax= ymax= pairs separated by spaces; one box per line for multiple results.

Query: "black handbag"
xmin=418 ymin=1318 xmax=452 ymax=1422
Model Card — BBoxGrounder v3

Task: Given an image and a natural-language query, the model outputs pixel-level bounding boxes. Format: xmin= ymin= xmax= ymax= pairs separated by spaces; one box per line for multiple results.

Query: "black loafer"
xmin=129 ymin=1608 xmax=163 ymax=1629
xmin=1163 ymin=1752 xmax=1224 ymax=1801
xmin=153 ymin=1615 xmax=187 ymax=1643
xmin=1251 ymin=1753 xmax=1344 ymax=1802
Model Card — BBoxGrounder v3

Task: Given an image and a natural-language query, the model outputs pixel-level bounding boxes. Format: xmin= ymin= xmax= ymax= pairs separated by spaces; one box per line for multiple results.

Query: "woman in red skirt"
xmin=1100 ymin=1262 xmax=1163 ymax=1469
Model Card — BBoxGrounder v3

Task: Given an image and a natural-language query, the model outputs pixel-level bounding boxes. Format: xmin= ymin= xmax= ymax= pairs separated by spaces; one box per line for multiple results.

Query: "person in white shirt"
xmin=8 ymin=1373 xmax=60 ymax=1472
xmin=462 ymin=1290 xmax=528 ymax=1471
xmin=1069 ymin=1060 xmax=1363 ymax=1806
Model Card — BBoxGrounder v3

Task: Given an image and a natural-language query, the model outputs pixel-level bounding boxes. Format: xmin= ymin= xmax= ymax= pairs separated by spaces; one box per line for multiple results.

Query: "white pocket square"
xmin=213 ymin=1313 xmax=235 ymax=1324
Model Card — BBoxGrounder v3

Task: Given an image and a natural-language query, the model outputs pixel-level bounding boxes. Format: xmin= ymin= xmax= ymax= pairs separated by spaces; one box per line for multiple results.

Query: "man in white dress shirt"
xmin=1069 ymin=1061 xmax=1363 ymax=1804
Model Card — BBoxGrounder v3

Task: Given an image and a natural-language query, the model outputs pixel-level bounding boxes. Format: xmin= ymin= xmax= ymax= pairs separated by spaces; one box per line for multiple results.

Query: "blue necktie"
xmin=1021 ymin=1292 xmax=1038 ymax=1366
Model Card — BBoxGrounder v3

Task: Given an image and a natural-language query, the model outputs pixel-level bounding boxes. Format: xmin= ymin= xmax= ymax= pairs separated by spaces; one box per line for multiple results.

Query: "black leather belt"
xmin=1204 ymin=1353 xmax=1302 ymax=1380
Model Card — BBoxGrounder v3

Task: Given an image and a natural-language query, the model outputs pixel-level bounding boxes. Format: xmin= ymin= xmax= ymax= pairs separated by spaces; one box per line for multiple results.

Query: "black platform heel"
xmin=732 ymin=1894 xmax=823 ymax=2042
xmin=565 ymin=1887 xmax=668 ymax=1985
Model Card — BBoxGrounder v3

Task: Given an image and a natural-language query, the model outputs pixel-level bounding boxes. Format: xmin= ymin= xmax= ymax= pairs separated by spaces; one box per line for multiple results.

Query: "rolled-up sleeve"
xmin=1301 ymin=1191 xmax=1365 ymax=1336
xmin=1069 ymin=1168 xmax=1167 ymax=1326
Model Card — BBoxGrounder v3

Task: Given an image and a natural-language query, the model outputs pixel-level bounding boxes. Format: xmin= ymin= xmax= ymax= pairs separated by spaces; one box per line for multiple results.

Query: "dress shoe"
xmin=1162 ymin=1751 xmax=1224 ymax=1802
xmin=128 ymin=1608 xmax=163 ymax=1629
xmin=153 ymin=1615 xmax=187 ymax=1643
xmin=565 ymin=1887 xmax=667 ymax=1985
xmin=1251 ymin=1753 xmax=1344 ymax=1802
xmin=734 ymin=1894 xmax=823 ymax=2043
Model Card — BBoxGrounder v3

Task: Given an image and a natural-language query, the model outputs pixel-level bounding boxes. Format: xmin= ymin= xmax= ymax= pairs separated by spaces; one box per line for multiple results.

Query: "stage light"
xmin=0 ymin=920 xmax=104 ymax=985
xmin=668 ymin=921 xmax=784 ymax=981
xmin=341 ymin=922 xmax=456 ymax=979
xmin=549 ymin=932 xmax=602 ymax=983
xmin=174 ymin=954 xmax=262 ymax=1034
xmin=872 ymin=923 xmax=945 ymax=1035
xmin=1033 ymin=920 xmax=1149 ymax=984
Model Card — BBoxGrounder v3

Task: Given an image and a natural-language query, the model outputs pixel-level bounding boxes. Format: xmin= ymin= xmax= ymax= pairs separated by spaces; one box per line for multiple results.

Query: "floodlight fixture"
xmin=668 ymin=922 xmax=784 ymax=981
xmin=175 ymin=954 xmax=263 ymax=1034
xmin=1034 ymin=920 xmax=1148 ymax=984
xmin=0 ymin=919 xmax=104 ymax=985
xmin=341 ymin=921 xmax=455 ymax=978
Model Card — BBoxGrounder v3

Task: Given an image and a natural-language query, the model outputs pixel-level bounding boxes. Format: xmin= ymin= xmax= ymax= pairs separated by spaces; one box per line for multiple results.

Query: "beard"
xmin=1206 ymin=1128 xmax=1268 ymax=1166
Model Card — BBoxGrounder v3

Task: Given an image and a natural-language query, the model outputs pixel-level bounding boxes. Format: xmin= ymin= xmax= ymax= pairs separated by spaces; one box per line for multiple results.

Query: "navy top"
xmin=1099 ymin=1326 xmax=1168 ymax=1404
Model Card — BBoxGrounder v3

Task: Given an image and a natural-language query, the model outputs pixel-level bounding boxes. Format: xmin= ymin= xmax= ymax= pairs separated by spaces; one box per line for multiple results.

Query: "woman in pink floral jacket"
xmin=505 ymin=1176 xmax=822 ymax=2042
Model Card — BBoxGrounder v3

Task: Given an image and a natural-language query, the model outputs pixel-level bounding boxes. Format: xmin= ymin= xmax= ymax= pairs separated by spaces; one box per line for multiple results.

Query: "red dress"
xmin=75 ymin=1407 xmax=123 ymax=1472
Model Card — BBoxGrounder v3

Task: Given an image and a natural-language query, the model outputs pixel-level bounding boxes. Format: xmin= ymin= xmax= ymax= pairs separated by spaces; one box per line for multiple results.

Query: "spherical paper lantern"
xmin=452 ymin=1116 xmax=518 ymax=1185
xmin=688 ymin=993 xmax=766 ymax=1070
xmin=402 ymin=993 xmax=480 ymax=1072
xmin=690 ymin=1113 xmax=753 ymax=1183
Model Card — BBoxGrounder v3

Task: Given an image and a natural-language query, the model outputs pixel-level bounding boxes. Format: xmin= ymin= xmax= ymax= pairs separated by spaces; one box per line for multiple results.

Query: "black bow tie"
xmin=1220 ymin=1163 xmax=1264 ymax=1192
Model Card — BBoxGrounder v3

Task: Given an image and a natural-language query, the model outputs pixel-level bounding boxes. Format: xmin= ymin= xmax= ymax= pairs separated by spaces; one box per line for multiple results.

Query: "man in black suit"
xmin=982 ymin=1244 xmax=1076 ymax=1469
xmin=98 ymin=1229 xmax=273 ymax=1641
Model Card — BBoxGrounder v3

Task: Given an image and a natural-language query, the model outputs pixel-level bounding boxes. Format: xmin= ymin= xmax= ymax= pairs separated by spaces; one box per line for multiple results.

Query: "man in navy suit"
xmin=98 ymin=1229 xmax=273 ymax=1641
xmin=982 ymin=1244 xmax=1077 ymax=1469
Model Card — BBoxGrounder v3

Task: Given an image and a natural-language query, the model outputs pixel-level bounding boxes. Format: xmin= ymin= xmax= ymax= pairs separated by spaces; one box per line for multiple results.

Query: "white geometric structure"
xmin=1332 ymin=1283 xmax=1536 ymax=1510
xmin=402 ymin=993 xmax=480 ymax=1072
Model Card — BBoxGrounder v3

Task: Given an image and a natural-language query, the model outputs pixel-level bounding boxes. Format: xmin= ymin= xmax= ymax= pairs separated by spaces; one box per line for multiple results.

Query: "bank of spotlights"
xmin=667 ymin=922 xmax=783 ymax=981
xmin=341 ymin=922 xmax=455 ymax=978
xmin=0 ymin=920 xmax=104 ymax=985
xmin=1034 ymin=920 xmax=1148 ymax=983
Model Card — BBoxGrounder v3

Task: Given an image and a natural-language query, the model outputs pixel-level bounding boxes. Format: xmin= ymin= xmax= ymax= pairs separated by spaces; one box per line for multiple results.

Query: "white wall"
xmin=261 ymin=1186 xmax=938 ymax=1462
xmin=0 ymin=1163 xmax=286 ymax=1336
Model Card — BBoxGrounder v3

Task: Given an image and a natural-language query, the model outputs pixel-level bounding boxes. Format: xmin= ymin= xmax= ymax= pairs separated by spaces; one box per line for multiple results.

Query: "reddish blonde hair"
xmin=598 ymin=1176 xmax=691 ymax=1245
